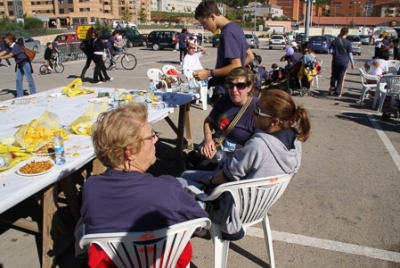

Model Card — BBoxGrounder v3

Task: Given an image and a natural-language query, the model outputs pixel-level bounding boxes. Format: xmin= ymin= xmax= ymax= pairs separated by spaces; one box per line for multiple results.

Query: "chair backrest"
xmin=183 ymin=68 xmax=194 ymax=80
xmin=380 ymin=74 xmax=400 ymax=94
xmin=359 ymin=67 xmax=379 ymax=86
xmin=79 ymin=218 xmax=211 ymax=268
xmin=162 ymin=65 xmax=179 ymax=77
xmin=387 ymin=60 xmax=400 ymax=74
xmin=147 ymin=68 xmax=164 ymax=82
xmin=205 ymin=174 xmax=293 ymax=227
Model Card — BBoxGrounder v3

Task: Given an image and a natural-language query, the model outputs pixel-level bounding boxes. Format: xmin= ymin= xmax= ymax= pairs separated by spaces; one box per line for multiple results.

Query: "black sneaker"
xmin=328 ymin=87 xmax=335 ymax=95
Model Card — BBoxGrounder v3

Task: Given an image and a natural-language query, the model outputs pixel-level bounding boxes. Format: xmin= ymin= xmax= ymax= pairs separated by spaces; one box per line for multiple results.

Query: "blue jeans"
xmin=16 ymin=62 xmax=37 ymax=97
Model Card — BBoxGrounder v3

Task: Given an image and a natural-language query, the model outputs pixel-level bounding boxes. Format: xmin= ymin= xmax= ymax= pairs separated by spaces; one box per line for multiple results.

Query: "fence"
xmin=57 ymin=42 xmax=87 ymax=63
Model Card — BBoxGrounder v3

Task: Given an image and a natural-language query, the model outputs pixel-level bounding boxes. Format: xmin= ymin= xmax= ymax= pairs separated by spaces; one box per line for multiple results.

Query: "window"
xmin=69 ymin=8 xmax=73 ymax=12
xmin=68 ymin=0 xmax=72 ymax=3
xmin=9 ymin=11 xmax=14 ymax=15
xmin=31 ymin=2 xmax=35 ymax=5
xmin=59 ymin=8 xmax=64 ymax=13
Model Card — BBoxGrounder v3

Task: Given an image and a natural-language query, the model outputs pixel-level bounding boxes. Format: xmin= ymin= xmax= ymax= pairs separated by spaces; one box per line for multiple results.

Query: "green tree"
xmin=23 ymin=17 xmax=43 ymax=29
xmin=138 ymin=8 xmax=147 ymax=24
xmin=121 ymin=4 xmax=133 ymax=22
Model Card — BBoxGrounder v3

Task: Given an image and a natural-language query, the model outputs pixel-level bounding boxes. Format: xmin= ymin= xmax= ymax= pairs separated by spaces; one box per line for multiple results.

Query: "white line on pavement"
xmin=367 ymin=114 xmax=400 ymax=172
xmin=246 ymin=227 xmax=400 ymax=263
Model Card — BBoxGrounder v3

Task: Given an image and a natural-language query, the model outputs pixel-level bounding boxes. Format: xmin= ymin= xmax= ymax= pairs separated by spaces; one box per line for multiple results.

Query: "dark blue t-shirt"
xmin=178 ymin=33 xmax=188 ymax=48
xmin=329 ymin=36 xmax=353 ymax=65
xmin=81 ymin=169 xmax=208 ymax=234
xmin=213 ymin=22 xmax=248 ymax=89
xmin=93 ymin=38 xmax=107 ymax=53
xmin=6 ymin=43 xmax=28 ymax=65
xmin=209 ymin=94 xmax=257 ymax=148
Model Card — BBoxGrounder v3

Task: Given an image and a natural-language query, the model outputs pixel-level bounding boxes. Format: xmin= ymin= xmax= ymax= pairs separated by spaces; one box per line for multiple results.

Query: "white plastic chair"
xmin=147 ymin=68 xmax=168 ymax=89
xmin=183 ymin=67 xmax=208 ymax=111
xmin=162 ymin=64 xmax=180 ymax=77
xmin=387 ymin=60 xmax=400 ymax=74
xmin=79 ymin=217 xmax=211 ymax=268
xmin=357 ymin=67 xmax=380 ymax=106
xmin=186 ymin=174 xmax=294 ymax=268
xmin=376 ymin=74 xmax=400 ymax=113
xmin=311 ymin=59 xmax=323 ymax=88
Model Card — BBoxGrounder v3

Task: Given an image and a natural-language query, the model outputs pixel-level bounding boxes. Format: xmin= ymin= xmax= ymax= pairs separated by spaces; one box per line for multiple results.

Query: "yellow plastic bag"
xmin=0 ymin=151 xmax=31 ymax=172
xmin=61 ymin=78 xmax=95 ymax=97
xmin=71 ymin=102 xmax=107 ymax=136
xmin=14 ymin=111 xmax=69 ymax=152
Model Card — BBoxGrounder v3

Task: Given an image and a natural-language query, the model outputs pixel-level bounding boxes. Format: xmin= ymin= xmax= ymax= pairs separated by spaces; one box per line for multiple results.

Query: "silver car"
xmin=269 ymin=35 xmax=287 ymax=50
xmin=346 ymin=35 xmax=362 ymax=56
xmin=245 ymin=34 xmax=260 ymax=49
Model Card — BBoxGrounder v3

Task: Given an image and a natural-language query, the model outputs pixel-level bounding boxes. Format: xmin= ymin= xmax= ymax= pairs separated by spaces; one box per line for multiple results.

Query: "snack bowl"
xmin=16 ymin=157 xmax=55 ymax=177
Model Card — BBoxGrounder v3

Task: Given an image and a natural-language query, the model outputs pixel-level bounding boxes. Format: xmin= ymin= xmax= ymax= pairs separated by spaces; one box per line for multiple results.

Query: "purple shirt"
xmin=209 ymin=94 xmax=257 ymax=148
xmin=213 ymin=22 xmax=248 ymax=88
xmin=81 ymin=169 xmax=208 ymax=234
xmin=329 ymin=37 xmax=353 ymax=65
xmin=6 ymin=43 xmax=28 ymax=65
xmin=178 ymin=33 xmax=188 ymax=48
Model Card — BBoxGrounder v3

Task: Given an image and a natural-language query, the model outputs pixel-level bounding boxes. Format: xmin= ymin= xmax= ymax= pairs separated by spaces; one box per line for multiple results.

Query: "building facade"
xmin=0 ymin=0 xmax=151 ymax=27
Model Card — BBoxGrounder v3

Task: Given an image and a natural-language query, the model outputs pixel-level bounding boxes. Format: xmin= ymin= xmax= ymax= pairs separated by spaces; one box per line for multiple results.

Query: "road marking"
xmin=246 ymin=227 xmax=400 ymax=263
xmin=367 ymin=114 xmax=400 ymax=172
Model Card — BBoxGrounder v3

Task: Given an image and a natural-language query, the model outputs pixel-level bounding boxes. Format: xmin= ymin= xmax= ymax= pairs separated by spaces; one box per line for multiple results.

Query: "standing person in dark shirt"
xmin=328 ymin=27 xmax=355 ymax=97
xmin=0 ymin=33 xmax=36 ymax=97
xmin=92 ymin=29 xmax=112 ymax=84
xmin=79 ymin=27 xmax=101 ymax=81
xmin=178 ymin=28 xmax=188 ymax=64
xmin=193 ymin=1 xmax=254 ymax=100
xmin=81 ymin=102 xmax=208 ymax=267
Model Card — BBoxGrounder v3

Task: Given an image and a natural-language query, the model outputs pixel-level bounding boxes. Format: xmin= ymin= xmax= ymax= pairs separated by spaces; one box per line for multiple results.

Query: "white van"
xmin=112 ymin=20 xmax=137 ymax=29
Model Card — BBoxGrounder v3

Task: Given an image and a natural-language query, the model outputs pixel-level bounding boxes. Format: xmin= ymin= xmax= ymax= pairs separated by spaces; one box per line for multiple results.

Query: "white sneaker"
xmin=94 ymin=81 xmax=103 ymax=84
xmin=106 ymin=77 xmax=114 ymax=82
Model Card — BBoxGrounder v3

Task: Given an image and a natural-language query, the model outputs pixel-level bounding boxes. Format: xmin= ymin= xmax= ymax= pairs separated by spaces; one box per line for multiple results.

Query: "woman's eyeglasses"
xmin=226 ymin=82 xmax=249 ymax=90
xmin=254 ymin=105 xmax=273 ymax=118
xmin=188 ymin=47 xmax=196 ymax=50
xmin=141 ymin=130 xmax=159 ymax=141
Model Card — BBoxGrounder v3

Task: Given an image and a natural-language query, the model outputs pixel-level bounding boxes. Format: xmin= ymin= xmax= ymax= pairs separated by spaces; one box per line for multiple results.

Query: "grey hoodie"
xmin=216 ymin=131 xmax=302 ymax=236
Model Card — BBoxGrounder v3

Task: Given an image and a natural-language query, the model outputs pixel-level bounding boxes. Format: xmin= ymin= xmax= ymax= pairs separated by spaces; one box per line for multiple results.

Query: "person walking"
xmin=0 ymin=33 xmax=37 ymax=97
xmin=178 ymin=28 xmax=188 ymax=65
xmin=328 ymin=27 xmax=355 ymax=97
xmin=193 ymin=1 xmax=254 ymax=100
xmin=92 ymin=29 xmax=112 ymax=84
xmin=79 ymin=27 xmax=99 ymax=81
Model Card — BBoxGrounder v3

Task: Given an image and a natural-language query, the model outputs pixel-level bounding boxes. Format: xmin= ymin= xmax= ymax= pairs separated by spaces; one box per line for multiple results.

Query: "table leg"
xmin=176 ymin=103 xmax=187 ymax=161
xmin=41 ymin=184 xmax=58 ymax=268
xmin=184 ymin=104 xmax=193 ymax=150
xmin=58 ymin=177 xmax=80 ymax=223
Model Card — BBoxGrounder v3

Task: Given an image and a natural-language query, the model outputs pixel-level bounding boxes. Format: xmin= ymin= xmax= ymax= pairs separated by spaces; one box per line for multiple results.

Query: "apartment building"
xmin=0 ymin=0 xmax=151 ymax=27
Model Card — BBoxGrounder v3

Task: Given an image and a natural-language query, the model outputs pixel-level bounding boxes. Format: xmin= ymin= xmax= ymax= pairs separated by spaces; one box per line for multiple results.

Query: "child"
xmin=44 ymin=42 xmax=54 ymax=71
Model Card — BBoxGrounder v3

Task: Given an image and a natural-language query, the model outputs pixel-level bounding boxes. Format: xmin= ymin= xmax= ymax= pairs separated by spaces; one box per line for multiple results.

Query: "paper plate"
xmin=16 ymin=158 xmax=55 ymax=177
xmin=49 ymin=93 xmax=64 ymax=98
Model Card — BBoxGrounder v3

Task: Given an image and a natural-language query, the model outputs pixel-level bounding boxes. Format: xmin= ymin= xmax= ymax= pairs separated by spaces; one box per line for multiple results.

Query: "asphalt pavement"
xmin=1 ymin=43 xmax=400 ymax=268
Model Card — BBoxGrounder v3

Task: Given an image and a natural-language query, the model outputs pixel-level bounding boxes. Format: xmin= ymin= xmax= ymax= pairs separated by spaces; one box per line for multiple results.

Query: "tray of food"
xmin=16 ymin=158 xmax=55 ymax=176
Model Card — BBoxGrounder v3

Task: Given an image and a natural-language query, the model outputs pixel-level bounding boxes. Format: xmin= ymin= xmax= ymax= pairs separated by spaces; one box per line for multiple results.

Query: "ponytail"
xmin=294 ymin=106 xmax=311 ymax=142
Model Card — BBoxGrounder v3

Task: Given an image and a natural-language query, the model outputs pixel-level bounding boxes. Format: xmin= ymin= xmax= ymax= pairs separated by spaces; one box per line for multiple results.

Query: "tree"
xmin=24 ymin=17 xmax=43 ymax=29
xmin=138 ymin=8 xmax=147 ymax=24
xmin=121 ymin=4 xmax=133 ymax=22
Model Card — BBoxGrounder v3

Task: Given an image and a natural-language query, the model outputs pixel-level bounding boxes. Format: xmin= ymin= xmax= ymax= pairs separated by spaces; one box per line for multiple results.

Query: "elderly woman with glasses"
xmin=81 ymin=103 xmax=208 ymax=268
xmin=179 ymin=89 xmax=310 ymax=240
xmin=186 ymin=67 xmax=258 ymax=169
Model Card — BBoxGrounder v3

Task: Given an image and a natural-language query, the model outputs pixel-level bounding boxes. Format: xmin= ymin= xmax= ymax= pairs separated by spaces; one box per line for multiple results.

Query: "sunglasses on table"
xmin=254 ymin=105 xmax=273 ymax=118
xmin=226 ymin=82 xmax=249 ymax=90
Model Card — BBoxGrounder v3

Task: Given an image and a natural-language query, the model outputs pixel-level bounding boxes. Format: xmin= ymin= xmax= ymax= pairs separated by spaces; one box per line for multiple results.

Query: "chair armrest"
xmin=186 ymin=185 xmax=225 ymax=202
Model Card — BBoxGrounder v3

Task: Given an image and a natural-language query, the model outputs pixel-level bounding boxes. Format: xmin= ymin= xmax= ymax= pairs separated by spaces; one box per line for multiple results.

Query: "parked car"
xmin=112 ymin=20 xmax=137 ymax=29
xmin=346 ymin=35 xmax=362 ymax=56
xmin=53 ymin=33 xmax=80 ymax=53
xmin=268 ymin=35 xmax=286 ymax=50
xmin=146 ymin=30 xmax=179 ymax=51
xmin=112 ymin=29 xmax=146 ymax=47
xmin=324 ymin=34 xmax=336 ymax=43
xmin=16 ymin=36 xmax=41 ymax=53
xmin=294 ymin=34 xmax=305 ymax=46
xmin=370 ymin=28 xmax=398 ymax=45
xmin=359 ymin=35 xmax=371 ymax=45
xmin=308 ymin=35 xmax=331 ymax=53
xmin=212 ymin=34 xmax=220 ymax=47
xmin=245 ymin=34 xmax=260 ymax=49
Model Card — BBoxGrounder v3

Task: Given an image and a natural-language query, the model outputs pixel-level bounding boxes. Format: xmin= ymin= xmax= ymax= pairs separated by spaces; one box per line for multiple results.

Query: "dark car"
xmin=308 ymin=35 xmax=331 ymax=53
xmin=146 ymin=30 xmax=179 ymax=51
xmin=324 ymin=34 xmax=336 ymax=43
xmin=212 ymin=34 xmax=220 ymax=47
xmin=112 ymin=29 xmax=146 ymax=48
xmin=295 ymin=34 xmax=305 ymax=46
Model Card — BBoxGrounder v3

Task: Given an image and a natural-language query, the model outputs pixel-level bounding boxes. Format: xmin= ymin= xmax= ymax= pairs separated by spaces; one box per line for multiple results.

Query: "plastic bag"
xmin=14 ymin=111 xmax=69 ymax=152
xmin=71 ymin=102 xmax=108 ymax=136
xmin=61 ymin=78 xmax=95 ymax=97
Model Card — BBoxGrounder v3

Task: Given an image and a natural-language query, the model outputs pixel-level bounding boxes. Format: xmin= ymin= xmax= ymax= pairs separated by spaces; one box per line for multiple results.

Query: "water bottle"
xmin=0 ymin=153 xmax=14 ymax=168
xmin=149 ymin=80 xmax=155 ymax=92
xmin=145 ymin=89 xmax=152 ymax=103
xmin=113 ymin=88 xmax=119 ymax=109
xmin=188 ymin=78 xmax=195 ymax=94
xmin=54 ymin=132 xmax=66 ymax=165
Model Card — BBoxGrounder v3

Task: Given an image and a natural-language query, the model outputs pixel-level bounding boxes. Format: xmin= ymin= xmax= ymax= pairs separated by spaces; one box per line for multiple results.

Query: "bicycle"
xmin=102 ymin=47 xmax=137 ymax=70
xmin=39 ymin=54 xmax=64 ymax=75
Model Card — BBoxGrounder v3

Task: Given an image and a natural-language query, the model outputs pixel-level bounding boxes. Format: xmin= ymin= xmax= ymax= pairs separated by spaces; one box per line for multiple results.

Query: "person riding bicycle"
xmin=44 ymin=42 xmax=57 ymax=71
xmin=107 ymin=32 xmax=124 ymax=68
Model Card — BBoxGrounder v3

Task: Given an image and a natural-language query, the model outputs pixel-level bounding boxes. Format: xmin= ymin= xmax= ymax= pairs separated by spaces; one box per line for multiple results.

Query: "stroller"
xmin=284 ymin=60 xmax=309 ymax=97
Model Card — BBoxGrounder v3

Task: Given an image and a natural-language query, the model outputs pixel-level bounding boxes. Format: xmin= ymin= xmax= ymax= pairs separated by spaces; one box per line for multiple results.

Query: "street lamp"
xmin=352 ymin=1 xmax=361 ymax=28
xmin=332 ymin=6 xmax=339 ymax=28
